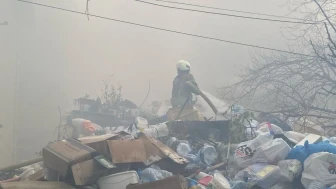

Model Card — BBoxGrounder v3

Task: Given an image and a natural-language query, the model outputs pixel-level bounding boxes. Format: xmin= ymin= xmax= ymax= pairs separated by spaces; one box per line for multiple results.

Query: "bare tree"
xmin=221 ymin=0 xmax=336 ymax=134
xmin=101 ymin=75 xmax=123 ymax=109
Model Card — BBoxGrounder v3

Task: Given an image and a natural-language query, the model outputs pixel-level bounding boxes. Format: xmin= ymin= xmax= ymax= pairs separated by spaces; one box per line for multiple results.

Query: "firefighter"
xmin=171 ymin=60 xmax=198 ymax=108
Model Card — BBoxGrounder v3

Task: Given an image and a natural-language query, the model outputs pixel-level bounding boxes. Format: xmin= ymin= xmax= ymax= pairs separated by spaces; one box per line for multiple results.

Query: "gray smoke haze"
xmin=1 ymin=0 xmax=293 ymax=165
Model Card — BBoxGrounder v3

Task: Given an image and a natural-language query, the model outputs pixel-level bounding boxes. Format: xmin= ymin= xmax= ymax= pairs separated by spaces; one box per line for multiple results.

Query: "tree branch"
xmin=322 ymin=87 xmax=336 ymax=95
xmin=313 ymin=0 xmax=336 ymax=33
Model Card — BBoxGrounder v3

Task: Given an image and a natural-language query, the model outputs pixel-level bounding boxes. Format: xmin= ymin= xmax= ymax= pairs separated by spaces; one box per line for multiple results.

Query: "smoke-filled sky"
xmin=1 ymin=0 xmax=298 ymax=164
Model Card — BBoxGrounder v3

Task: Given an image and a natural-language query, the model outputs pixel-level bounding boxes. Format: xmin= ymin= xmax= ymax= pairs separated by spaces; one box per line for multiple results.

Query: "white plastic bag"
xmin=256 ymin=122 xmax=284 ymax=135
xmin=140 ymin=165 xmax=173 ymax=183
xmin=234 ymin=163 xmax=280 ymax=188
xmin=278 ymin=159 xmax=302 ymax=182
xmin=235 ymin=133 xmax=273 ymax=168
xmin=235 ymin=141 xmax=258 ymax=169
xmin=235 ymin=134 xmax=290 ymax=168
xmin=301 ymin=152 xmax=336 ymax=188
xmin=254 ymin=138 xmax=291 ymax=165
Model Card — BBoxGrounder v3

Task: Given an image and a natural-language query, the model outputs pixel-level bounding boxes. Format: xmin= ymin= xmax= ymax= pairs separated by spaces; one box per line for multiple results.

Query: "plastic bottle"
xmin=235 ymin=163 xmax=280 ymax=189
xmin=307 ymin=181 xmax=326 ymax=189
xmin=198 ymin=145 xmax=218 ymax=166
xmin=231 ymin=105 xmax=245 ymax=116
xmin=176 ymin=140 xmax=192 ymax=156
xmin=166 ymin=137 xmax=179 ymax=149
xmin=256 ymin=122 xmax=283 ymax=135
xmin=140 ymin=166 xmax=173 ymax=183
xmin=166 ymin=137 xmax=192 ymax=157
xmin=143 ymin=123 xmax=169 ymax=138
xmin=184 ymin=154 xmax=197 ymax=162
xmin=135 ymin=117 xmax=148 ymax=132
xmin=210 ymin=173 xmax=231 ymax=189
xmin=19 ymin=168 xmax=36 ymax=181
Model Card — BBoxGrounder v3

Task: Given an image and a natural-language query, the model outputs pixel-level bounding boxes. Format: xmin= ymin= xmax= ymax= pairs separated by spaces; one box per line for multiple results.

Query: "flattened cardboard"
xmin=43 ymin=138 xmax=96 ymax=177
xmin=78 ymin=134 xmax=118 ymax=157
xmin=78 ymin=134 xmax=118 ymax=144
xmin=144 ymin=136 xmax=187 ymax=165
xmin=105 ymin=134 xmax=187 ymax=168
xmin=139 ymin=134 xmax=166 ymax=166
xmin=126 ymin=175 xmax=188 ymax=189
xmin=0 ymin=181 xmax=75 ymax=189
xmin=295 ymin=133 xmax=322 ymax=147
xmin=94 ymin=155 xmax=116 ymax=169
xmin=104 ymin=133 xmax=187 ymax=172
xmin=138 ymin=134 xmax=188 ymax=173
xmin=71 ymin=159 xmax=108 ymax=186
xmin=138 ymin=134 xmax=188 ymax=165
xmin=107 ymin=140 xmax=147 ymax=163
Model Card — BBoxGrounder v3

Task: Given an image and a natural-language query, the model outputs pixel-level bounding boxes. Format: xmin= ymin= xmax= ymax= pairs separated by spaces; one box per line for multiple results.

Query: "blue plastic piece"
xmin=286 ymin=141 xmax=336 ymax=168
xmin=230 ymin=181 xmax=248 ymax=189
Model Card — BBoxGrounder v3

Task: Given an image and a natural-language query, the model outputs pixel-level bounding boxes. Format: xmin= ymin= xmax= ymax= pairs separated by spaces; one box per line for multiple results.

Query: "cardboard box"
xmin=0 ymin=181 xmax=75 ymax=189
xmin=126 ymin=175 xmax=188 ymax=189
xmin=107 ymin=139 xmax=147 ymax=164
xmin=78 ymin=134 xmax=118 ymax=157
xmin=295 ymin=133 xmax=322 ymax=147
xmin=106 ymin=134 xmax=188 ymax=172
xmin=43 ymin=138 xmax=97 ymax=177
xmin=71 ymin=157 xmax=114 ymax=186
xmin=140 ymin=135 xmax=188 ymax=173
xmin=142 ymin=135 xmax=187 ymax=165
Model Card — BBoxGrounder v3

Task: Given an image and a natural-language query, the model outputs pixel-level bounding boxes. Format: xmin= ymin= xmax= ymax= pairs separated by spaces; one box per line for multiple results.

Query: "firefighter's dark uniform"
xmin=171 ymin=72 xmax=198 ymax=108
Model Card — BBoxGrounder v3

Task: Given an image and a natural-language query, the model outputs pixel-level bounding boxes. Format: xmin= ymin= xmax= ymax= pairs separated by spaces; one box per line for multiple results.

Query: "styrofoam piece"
xmin=97 ymin=171 xmax=139 ymax=189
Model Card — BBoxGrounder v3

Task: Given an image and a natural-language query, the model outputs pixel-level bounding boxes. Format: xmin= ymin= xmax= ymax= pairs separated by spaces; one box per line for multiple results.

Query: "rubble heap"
xmin=1 ymin=110 xmax=336 ymax=189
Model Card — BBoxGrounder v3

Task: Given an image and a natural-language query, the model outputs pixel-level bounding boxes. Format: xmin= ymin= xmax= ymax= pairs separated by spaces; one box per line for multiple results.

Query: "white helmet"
xmin=176 ymin=60 xmax=191 ymax=72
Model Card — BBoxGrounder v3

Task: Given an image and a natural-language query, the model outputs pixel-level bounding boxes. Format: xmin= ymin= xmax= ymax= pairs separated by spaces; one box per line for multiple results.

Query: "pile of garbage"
xmin=2 ymin=112 xmax=336 ymax=189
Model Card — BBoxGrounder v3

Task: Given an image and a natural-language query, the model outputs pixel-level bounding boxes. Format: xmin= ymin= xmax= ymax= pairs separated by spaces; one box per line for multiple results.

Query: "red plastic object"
xmin=198 ymin=176 xmax=213 ymax=186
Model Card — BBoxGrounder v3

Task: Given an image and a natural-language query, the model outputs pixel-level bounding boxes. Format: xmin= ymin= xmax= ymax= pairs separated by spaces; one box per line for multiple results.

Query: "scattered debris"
xmin=3 ymin=102 xmax=336 ymax=189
